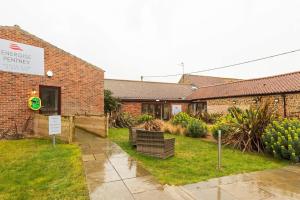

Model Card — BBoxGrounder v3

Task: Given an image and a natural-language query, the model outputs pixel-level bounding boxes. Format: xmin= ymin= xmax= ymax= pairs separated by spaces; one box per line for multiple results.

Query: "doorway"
xmin=39 ymin=85 xmax=61 ymax=115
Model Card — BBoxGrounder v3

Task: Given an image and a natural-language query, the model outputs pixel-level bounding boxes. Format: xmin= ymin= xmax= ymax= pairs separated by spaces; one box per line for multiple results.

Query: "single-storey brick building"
xmin=0 ymin=25 xmax=104 ymax=135
xmin=104 ymin=79 xmax=195 ymax=120
xmin=107 ymin=71 xmax=300 ymax=119
xmin=188 ymin=71 xmax=300 ymax=118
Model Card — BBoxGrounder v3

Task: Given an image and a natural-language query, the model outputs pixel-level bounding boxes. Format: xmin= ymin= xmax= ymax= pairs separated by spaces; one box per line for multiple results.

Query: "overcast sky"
xmin=1 ymin=0 xmax=300 ymax=82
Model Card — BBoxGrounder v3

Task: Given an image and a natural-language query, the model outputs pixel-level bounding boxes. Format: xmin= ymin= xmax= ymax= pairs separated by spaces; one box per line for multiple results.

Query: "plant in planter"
xmin=144 ymin=119 xmax=163 ymax=131
xmin=137 ymin=114 xmax=154 ymax=124
xmin=263 ymin=118 xmax=300 ymax=162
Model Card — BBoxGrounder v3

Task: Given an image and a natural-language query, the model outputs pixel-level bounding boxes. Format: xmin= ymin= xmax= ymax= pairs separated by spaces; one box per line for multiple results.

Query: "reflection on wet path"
xmin=75 ymin=129 xmax=177 ymax=200
xmin=182 ymin=166 xmax=300 ymax=200
xmin=75 ymin=129 xmax=300 ymax=200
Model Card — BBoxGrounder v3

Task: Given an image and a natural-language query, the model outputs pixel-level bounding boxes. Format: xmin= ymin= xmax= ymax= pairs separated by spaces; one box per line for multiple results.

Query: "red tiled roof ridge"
xmin=0 ymin=25 xmax=105 ymax=72
xmin=195 ymin=70 xmax=300 ymax=89
xmin=188 ymin=70 xmax=300 ymax=100
xmin=105 ymin=78 xmax=193 ymax=86
xmin=183 ymin=74 xmax=241 ymax=80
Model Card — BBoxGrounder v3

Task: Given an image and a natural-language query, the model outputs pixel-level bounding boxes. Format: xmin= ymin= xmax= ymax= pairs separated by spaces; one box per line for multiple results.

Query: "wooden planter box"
xmin=129 ymin=127 xmax=143 ymax=146
xmin=136 ymin=129 xmax=175 ymax=159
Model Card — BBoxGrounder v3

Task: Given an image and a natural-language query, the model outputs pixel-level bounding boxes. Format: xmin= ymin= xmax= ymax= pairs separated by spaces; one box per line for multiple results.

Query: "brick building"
xmin=104 ymin=79 xmax=195 ymax=119
xmin=106 ymin=72 xmax=300 ymax=119
xmin=0 ymin=25 xmax=104 ymax=134
xmin=188 ymin=71 xmax=300 ymax=118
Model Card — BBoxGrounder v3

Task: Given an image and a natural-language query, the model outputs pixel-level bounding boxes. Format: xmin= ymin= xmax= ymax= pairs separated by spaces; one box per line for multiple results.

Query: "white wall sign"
xmin=49 ymin=115 xmax=61 ymax=135
xmin=172 ymin=104 xmax=182 ymax=115
xmin=0 ymin=38 xmax=44 ymax=75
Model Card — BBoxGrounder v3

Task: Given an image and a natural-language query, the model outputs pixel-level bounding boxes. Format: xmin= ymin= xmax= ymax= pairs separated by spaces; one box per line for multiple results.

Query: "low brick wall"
xmin=74 ymin=115 xmax=107 ymax=138
xmin=33 ymin=114 xmax=75 ymax=143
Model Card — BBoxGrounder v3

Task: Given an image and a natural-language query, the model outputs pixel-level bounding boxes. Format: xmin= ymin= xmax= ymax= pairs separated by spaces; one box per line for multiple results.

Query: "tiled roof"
xmin=179 ymin=74 xmax=240 ymax=87
xmin=104 ymin=79 xmax=195 ymax=100
xmin=188 ymin=71 xmax=300 ymax=100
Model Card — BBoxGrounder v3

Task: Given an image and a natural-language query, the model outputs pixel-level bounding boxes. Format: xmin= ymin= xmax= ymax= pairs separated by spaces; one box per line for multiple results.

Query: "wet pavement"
xmin=75 ymin=129 xmax=300 ymax=200
xmin=75 ymin=129 xmax=178 ymax=200
xmin=181 ymin=166 xmax=300 ymax=200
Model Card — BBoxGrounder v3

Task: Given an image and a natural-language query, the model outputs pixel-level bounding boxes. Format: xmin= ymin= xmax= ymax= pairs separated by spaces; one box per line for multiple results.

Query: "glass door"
xmin=39 ymin=85 xmax=61 ymax=115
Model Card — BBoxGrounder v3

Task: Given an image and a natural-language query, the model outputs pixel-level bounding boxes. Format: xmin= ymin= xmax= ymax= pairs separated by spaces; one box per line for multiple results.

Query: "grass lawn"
xmin=0 ymin=139 xmax=88 ymax=200
xmin=109 ymin=128 xmax=289 ymax=185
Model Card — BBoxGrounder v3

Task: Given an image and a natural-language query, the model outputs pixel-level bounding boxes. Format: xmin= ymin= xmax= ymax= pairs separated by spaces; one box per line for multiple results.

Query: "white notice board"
xmin=172 ymin=105 xmax=182 ymax=115
xmin=0 ymin=38 xmax=44 ymax=75
xmin=49 ymin=115 xmax=61 ymax=135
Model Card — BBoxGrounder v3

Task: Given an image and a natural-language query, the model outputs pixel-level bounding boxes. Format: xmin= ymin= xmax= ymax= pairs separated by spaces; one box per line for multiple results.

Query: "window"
xmin=163 ymin=104 xmax=170 ymax=120
xmin=141 ymin=103 xmax=155 ymax=116
xmin=189 ymin=102 xmax=207 ymax=115
xmin=39 ymin=86 xmax=61 ymax=115
xmin=141 ymin=103 xmax=170 ymax=119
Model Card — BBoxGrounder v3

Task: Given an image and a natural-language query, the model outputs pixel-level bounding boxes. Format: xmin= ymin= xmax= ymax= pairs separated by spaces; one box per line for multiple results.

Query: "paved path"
xmin=181 ymin=166 xmax=300 ymax=200
xmin=75 ymin=129 xmax=183 ymax=200
xmin=75 ymin=129 xmax=300 ymax=200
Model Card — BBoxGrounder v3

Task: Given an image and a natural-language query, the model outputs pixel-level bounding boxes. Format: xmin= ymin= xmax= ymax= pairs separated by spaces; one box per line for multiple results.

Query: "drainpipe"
xmin=282 ymin=94 xmax=287 ymax=118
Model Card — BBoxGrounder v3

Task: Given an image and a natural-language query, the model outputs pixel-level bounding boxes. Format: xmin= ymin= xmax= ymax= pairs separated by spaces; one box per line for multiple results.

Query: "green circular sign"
xmin=28 ymin=97 xmax=42 ymax=111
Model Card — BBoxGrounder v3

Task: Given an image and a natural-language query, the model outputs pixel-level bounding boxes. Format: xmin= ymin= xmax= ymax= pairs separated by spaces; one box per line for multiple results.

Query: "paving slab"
xmin=187 ymin=187 xmax=240 ymax=200
xmin=133 ymin=189 xmax=175 ymax=200
xmin=89 ymin=181 xmax=134 ymax=200
xmin=220 ymin=181 xmax=274 ymax=200
xmin=82 ymin=154 xmax=95 ymax=162
xmin=124 ymin=176 xmax=163 ymax=194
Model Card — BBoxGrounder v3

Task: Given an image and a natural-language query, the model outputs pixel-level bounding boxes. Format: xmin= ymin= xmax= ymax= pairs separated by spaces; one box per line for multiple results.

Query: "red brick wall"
xmin=121 ymin=102 xmax=142 ymax=117
xmin=0 ymin=26 xmax=104 ymax=133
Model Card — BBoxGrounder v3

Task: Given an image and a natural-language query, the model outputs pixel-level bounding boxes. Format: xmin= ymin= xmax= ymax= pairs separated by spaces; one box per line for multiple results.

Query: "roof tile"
xmin=105 ymin=79 xmax=194 ymax=100
xmin=188 ymin=71 xmax=300 ymax=100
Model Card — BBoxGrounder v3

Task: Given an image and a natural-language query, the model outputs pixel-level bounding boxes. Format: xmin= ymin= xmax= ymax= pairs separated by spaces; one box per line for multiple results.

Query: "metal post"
xmin=218 ymin=130 xmax=221 ymax=170
xmin=53 ymin=135 xmax=56 ymax=147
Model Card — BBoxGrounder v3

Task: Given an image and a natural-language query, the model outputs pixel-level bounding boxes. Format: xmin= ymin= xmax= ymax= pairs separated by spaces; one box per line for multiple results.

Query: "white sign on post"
xmin=0 ymin=38 xmax=44 ymax=75
xmin=49 ymin=115 xmax=61 ymax=135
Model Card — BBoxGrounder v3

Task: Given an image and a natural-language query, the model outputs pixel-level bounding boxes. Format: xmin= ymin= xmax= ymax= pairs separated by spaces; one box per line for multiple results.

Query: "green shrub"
xmin=137 ymin=114 xmax=154 ymax=124
xmin=113 ymin=112 xmax=136 ymax=128
xmin=227 ymin=106 xmax=242 ymax=114
xmin=172 ymin=112 xmax=191 ymax=128
xmin=211 ymin=119 xmax=231 ymax=140
xmin=263 ymin=118 xmax=300 ymax=162
xmin=187 ymin=118 xmax=207 ymax=138
xmin=221 ymin=102 xmax=274 ymax=152
xmin=195 ymin=112 xmax=223 ymax=124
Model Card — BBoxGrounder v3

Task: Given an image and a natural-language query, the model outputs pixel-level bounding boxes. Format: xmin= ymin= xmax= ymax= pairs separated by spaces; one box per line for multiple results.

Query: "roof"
xmin=105 ymin=79 xmax=195 ymax=100
xmin=0 ymin=25 xmax=104 ymax=72
xmin=179 ymin=74 xmax=240 ymax=87
xmin=188 ymin=71 xmax=300 ymax=100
